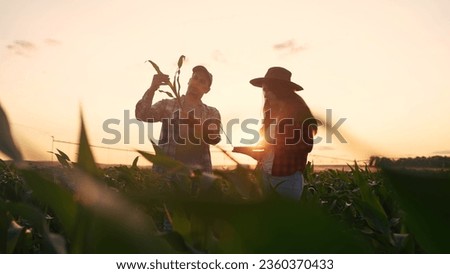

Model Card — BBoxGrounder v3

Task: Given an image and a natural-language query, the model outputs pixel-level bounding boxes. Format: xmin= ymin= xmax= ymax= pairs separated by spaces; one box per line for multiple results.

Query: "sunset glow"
xmin=1 ymin=0 xmax=449 ymax=166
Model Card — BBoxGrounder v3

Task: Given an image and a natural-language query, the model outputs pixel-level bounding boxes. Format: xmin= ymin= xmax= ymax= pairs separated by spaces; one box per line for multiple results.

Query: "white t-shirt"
xmin=260 ymin=124 xmax=276 ymax=174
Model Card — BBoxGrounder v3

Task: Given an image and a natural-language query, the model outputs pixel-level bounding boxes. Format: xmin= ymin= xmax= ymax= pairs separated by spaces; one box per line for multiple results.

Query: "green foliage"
xmin=166 ymin=198 xmax=371 ymax=253
xmin=382 ymin=167 xmax=450 ymax=253
xmin=303 ymin=164 xmax=413 ymax=253
xmin=147 ymin=55 xmax=185 ymax=107
xmin=371 ymin=155 xmax=450 ymax=168
xmin=55 ymin=149 xmax=72 ymax=168
xmin=76 ymin=112 xmax=101 ymax=178
xmin=1 ymin=102 xmax=450 ymax=253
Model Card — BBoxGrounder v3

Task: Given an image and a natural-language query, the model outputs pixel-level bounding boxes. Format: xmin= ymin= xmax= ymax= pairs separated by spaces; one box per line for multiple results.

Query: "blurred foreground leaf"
xmin=170 ymin=198 xmax=372 ymax=253
xmin=7 ymin=202 xmax=67 ymax=253
xmin=138 ymin=149 xmax=190 ymax=176
xmin=0 ymin=103 xmax=22 ymax=161
xmin=76 ymin=112 xmax=100 ymax=177
xmin=383 ymin=167 xmax=450 ymax=253
xmin=21 ymin=170 xmax=77 ymax=235
xmin=21 ymin=168 xmax=174 ymax=253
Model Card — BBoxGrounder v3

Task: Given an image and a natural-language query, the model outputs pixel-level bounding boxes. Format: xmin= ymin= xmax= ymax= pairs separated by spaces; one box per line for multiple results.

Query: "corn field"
xmin=1 ymin=104 xmax=449 ymax=254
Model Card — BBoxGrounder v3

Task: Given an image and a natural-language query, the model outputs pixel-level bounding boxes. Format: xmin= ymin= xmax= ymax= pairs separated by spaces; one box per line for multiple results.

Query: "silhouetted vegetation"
xmin=370 ymin=156 xmax=450 ymax=169
xmin=1 ymin=103 xmax=450 ymax=253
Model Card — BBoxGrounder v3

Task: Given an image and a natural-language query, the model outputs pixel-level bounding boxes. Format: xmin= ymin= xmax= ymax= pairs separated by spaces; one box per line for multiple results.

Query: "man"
xmin=135 ymin=65 xmax=221 ymax=173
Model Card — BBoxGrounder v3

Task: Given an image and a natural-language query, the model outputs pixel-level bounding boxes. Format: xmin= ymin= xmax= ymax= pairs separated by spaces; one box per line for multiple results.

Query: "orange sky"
xmin=1 ymin=0 xmax=450 ymax=166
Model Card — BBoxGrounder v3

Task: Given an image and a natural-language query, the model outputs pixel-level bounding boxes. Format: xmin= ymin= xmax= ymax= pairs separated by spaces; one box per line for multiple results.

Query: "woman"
xmin=250 ymin=67 xmax=317 ymax=200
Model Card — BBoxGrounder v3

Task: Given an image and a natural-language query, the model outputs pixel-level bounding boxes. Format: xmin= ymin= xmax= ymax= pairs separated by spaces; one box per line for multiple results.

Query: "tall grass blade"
xmin=76 ymin=111 xmax=100 ymax=177
xmin=0 ymin=104 xmax=23 ymax=161
xmin=131 ymin=156 xmax=139 ymax=169
xmin=146 ymin=60 xmax=163 ymax=75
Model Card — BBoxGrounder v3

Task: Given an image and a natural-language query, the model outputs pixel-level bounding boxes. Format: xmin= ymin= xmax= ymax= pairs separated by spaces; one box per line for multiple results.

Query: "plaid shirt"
xmin=136 ymin=95 xmax=221 ymax=172
xmin=261 ymin=96 xmax=316 ymax=176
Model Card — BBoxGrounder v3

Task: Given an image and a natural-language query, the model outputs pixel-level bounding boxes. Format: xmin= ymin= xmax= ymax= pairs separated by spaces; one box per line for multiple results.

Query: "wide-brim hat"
xmin=250 ymin=67 xmax=303 ymax=91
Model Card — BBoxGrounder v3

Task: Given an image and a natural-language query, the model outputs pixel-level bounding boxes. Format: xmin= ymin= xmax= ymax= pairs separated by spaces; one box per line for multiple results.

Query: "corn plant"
xmin=147 ymin=55 xmax=185 ymax=108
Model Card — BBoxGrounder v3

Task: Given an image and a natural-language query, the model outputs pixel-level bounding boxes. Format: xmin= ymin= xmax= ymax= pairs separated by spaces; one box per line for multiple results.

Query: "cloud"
xmin=273 ymin=39 xmax=307 ymax=54
xmin=44 ymin=38 xmax=62 ymax=46
xmin=432 ymin=150 xmax=450 ymax=155
xmin=6 ymin=40 xmax=37 ymax=56
xmin=211 ymin=50 xmax=227 ymax=63
xmin=6 ymin=38 xmax=61 ymax=57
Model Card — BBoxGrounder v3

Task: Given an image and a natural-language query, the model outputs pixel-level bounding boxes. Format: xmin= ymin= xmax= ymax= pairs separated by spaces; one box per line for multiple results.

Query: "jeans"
xmin=262 ymin=171 xmax=304 ymax=201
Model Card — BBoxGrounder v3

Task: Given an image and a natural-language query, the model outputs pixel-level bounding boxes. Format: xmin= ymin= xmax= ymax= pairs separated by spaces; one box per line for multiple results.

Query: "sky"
xmin=1 ymin=0 xmax=450 ymax=167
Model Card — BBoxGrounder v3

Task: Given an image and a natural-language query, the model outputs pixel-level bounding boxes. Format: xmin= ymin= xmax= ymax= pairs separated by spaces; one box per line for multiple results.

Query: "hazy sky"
xmin=1 ymin=0 xmax=449 ymax=166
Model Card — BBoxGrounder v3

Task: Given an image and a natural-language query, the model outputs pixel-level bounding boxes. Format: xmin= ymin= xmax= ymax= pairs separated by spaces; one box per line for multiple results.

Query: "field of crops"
xmin=1 ymin=106 xmax=450 ymax=254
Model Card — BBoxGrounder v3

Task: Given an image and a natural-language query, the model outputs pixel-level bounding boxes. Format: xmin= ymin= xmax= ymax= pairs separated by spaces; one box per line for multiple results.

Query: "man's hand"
xmin=148 ymin=74 xmax=170 ymax=92
xmin=232 ymin=146 xmax=264 ymax=161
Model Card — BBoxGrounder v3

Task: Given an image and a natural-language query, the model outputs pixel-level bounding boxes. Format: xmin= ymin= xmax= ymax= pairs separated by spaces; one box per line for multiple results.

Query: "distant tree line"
xmin=370 ymin=156 xmax=450 ymax=168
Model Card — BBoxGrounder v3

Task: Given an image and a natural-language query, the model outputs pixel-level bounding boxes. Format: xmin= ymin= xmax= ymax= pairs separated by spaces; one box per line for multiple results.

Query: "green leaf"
xmin=0 ymin=103 xmax=23 ymax=161
xmin=172 ymin=73 xmax=177 ymax=94
xmin=55 ymin=154 xmax=70 ymax=168
xmin=57 ymin=149 xmax=71 ymax=161
xmin=20 ymin=169 xmax=78 ymax=237
xmin=55 ymin=149 xmax=71 ymax=168
xmin=147 ymin=60 xmax=164 ymax=75
xmin=175 ymin=55 xmax=185 ymax=95
xmin=150 ymin=139 xmax=163 ymax=155
xmin=64 ymin=171 xmax=173 ymax=253
xmin=147 ymin=57 xmax=183 ymax=108
xmin=354 ymin=199 xmax=390 ymax=235
xmin=159 ymin=90 xmax=174 ymax=98
xmin=139 ymin=140 xmax=189 ymax=175
xmin=137 ymin=149 xmax=189 ymax=175
xmin=383 ymin=167 xmax=450 ymax=253
xmin=214 ymin=166 xmax=263 ymax=200
xmin=177 ymin=55 xmax=185 ymax=69
xmin=76 ymin=111 xmax=100 ymax=177
xmin=176 ymin=70 xmax=182 ymax=97
xmin=131 ymin=156 xmax=139 ymax=169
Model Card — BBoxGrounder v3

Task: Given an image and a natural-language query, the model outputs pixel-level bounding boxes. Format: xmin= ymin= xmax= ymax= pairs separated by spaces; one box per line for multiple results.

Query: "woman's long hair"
xmin=261 ymin=81 xmax=317 ymax=143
